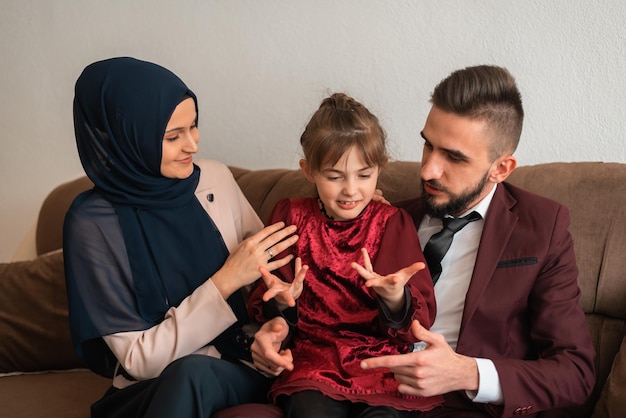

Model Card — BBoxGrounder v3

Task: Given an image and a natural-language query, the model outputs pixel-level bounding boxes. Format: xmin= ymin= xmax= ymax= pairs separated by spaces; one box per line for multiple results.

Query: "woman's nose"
xmin=183 ymin=131 xmax=199 ymax=153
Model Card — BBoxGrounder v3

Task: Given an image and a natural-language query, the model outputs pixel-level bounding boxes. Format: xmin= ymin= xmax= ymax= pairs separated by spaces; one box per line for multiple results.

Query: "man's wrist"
xmin=459 ymin=354 xmax=479 ymax=392
xmin=466 ymin=358 xmax=504 ymax=404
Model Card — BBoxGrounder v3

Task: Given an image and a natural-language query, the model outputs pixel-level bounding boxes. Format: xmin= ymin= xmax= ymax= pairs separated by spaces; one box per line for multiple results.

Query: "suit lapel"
xmin=458 ymin=183 xmax=518 ymax=340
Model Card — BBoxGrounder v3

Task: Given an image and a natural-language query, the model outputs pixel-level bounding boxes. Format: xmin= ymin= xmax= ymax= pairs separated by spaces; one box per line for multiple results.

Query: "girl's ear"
xmin=299 ymin=159 xmax=315 ymax=183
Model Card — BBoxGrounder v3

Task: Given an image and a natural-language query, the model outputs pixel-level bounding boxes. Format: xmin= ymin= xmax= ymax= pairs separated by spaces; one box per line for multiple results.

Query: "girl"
xmin=248 ymin=93 xmax=442 ymax=418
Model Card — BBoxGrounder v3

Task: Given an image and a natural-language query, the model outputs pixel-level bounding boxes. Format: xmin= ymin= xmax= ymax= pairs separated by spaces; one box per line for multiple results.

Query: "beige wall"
xmin=1 ymin=0 xmax=625 ymax=261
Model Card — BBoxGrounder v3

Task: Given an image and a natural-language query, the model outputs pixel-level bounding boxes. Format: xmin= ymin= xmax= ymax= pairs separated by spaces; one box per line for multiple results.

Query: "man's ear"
xmin=489 ymin=155 xmax=517 ymax=183
xmin=299 ymin=159 xmax=315 ymax=183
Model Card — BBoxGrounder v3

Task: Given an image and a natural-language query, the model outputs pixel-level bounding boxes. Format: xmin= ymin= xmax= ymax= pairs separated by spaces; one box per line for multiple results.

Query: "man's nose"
xmin=421 ymin=152 xmax=443 ymax=181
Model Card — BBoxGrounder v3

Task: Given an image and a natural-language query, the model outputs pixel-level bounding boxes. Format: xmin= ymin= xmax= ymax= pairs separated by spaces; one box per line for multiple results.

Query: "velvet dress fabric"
xmin=249 ymin=198 xmax=443 ymax=412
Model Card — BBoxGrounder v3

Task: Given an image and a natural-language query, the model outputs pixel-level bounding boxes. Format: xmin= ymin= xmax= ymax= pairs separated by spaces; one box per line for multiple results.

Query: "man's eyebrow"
xmin=420 ymin=131 xmax=470 ymax=161
xmin=445 ymin=148 xmax=470 ymax=161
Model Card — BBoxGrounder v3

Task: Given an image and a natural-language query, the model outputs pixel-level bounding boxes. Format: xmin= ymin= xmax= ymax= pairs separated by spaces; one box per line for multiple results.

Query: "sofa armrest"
xmin=36 ymin=176 xmax=93 ymax=256
xmin=11 ymin=222 xmax=38 ymax=262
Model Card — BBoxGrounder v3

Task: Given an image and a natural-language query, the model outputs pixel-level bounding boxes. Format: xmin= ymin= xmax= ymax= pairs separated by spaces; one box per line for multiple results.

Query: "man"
xmin=252 ymin=65 xmax=595 ymax=417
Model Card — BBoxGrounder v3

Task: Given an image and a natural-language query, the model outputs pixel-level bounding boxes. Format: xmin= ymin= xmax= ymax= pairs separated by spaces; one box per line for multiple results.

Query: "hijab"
xmin=68 ymin=57 xmax=241 ymax=374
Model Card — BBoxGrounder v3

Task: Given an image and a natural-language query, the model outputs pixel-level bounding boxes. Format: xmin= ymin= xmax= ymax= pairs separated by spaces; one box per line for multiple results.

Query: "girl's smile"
xmin=303 ymin=146 xmax=380 ymax=221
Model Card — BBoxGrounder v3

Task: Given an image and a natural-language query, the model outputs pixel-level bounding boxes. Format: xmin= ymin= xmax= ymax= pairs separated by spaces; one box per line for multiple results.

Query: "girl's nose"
xmin=342 ymin=179 xmax=357 ymax=196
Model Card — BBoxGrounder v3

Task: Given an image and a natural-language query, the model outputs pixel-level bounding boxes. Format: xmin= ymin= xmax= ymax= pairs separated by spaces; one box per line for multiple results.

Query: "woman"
xmin=64 ymin=56 xmax=297 ymax=417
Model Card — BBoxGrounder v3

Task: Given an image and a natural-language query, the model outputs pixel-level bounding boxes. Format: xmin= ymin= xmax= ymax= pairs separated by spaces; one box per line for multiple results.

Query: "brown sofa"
xmin=1 ymin=161 xmax=625 ymax=418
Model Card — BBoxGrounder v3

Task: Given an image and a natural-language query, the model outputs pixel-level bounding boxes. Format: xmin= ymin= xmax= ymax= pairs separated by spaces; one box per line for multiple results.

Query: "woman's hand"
xmin=351 ymin=248 xmax=425 ymax=313
xmin=211 ymin=222 xmax=298 ymax=299
xmin=260 ymin=257 xmax=308 ymax=307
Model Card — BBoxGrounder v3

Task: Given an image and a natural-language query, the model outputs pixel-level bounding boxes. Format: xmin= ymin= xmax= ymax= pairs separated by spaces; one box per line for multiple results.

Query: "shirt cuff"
xmin=466 ymin=358 xmax=504 ymax=404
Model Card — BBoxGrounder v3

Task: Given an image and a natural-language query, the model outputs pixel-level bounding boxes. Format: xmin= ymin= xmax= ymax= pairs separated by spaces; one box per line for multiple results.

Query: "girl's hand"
xmin=251 ymin=317 xmax=293 ymax=376
xmin=351 ymin=248 xmax=425 ymax=313
xmin=260 ymin=257 xmax=308 ymax=307
xmin=211 ymin=222 xmax=298 ymax=299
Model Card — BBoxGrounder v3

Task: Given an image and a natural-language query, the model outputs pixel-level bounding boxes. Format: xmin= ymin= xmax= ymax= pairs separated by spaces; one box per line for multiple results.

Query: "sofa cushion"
xmin=593 ymin=336 xmax=626 ymax=417
xmin=0 ymin=250 xmax=83 ymax=373
xmin=0 ymin=370 xmax=110 ymax=418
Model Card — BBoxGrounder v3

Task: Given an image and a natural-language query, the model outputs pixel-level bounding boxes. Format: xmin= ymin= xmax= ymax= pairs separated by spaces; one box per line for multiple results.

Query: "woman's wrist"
xmin=210 ymin=270 xmax=236 ymax=300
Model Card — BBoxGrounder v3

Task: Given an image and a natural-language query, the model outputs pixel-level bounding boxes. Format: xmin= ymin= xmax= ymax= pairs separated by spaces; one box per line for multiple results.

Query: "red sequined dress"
xmin=248 ymin=198 xmax=442 ymax=411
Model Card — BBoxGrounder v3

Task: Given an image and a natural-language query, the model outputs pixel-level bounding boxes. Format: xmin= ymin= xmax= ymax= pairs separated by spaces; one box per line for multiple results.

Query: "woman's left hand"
xmin=211 ymin=222 xmax=298 ymax=299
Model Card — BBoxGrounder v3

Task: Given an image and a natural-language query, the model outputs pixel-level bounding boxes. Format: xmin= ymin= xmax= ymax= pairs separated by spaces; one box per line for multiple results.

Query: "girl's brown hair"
xmin=300 ymin=93 xmax=388 ymax=173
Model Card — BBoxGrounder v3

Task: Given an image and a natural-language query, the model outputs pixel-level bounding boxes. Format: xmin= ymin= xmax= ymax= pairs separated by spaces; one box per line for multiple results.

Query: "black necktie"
xmin=423 ymin=211 xmax=481 ymax=285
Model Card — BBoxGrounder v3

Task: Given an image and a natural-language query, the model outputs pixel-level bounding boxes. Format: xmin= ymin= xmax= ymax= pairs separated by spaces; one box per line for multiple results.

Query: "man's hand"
xmin=372 ymin=188 xmax=390 ymax=205
xmin=251 ymin=317 xmax=294 ymax=376
xmin=360 ymin=320 xmax=479 ymax=397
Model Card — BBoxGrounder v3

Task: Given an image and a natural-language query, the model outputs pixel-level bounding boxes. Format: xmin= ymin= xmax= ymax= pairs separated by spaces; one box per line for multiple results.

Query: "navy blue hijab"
xmin=69 ymin=57 xmax=236 ymax=373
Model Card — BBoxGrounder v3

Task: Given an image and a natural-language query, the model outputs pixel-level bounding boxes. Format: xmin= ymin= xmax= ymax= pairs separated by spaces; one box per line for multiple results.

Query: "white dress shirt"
xmin=418 ymin=184 xmax=503 ymax=404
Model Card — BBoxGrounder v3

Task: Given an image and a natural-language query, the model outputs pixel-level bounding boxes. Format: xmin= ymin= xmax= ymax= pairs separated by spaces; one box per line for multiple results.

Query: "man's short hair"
xmin=431 ymin=65 xmax=524 ymax=160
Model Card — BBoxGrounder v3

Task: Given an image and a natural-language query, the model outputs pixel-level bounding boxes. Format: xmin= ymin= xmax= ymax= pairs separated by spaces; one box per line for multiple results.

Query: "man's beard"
xmin=421 ymin=171 xmax=489 ymax=218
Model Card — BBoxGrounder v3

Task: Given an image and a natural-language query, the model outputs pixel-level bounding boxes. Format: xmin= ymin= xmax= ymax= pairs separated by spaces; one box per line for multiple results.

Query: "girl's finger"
xmin=361 ymin=248 xmax=373 ymax=272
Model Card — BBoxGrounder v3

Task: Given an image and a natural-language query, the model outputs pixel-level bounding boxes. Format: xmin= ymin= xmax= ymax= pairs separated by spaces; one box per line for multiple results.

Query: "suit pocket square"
xmin=497 ymin=257 xmax=538 ymax=268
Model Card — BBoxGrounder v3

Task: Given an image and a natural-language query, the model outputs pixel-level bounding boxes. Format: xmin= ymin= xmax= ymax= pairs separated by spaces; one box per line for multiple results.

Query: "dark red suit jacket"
xmin=398 ymin=182 xmax=595 ymax=417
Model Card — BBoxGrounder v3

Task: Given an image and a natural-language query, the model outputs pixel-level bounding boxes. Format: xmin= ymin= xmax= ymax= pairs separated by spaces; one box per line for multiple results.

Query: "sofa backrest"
xmin=39 ymin=161 xmax=626 ymax=414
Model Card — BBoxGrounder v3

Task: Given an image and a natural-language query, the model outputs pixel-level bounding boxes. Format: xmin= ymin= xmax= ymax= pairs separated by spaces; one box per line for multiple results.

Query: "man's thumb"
xmin=411 ymin=319 xmax=434 ymax=344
